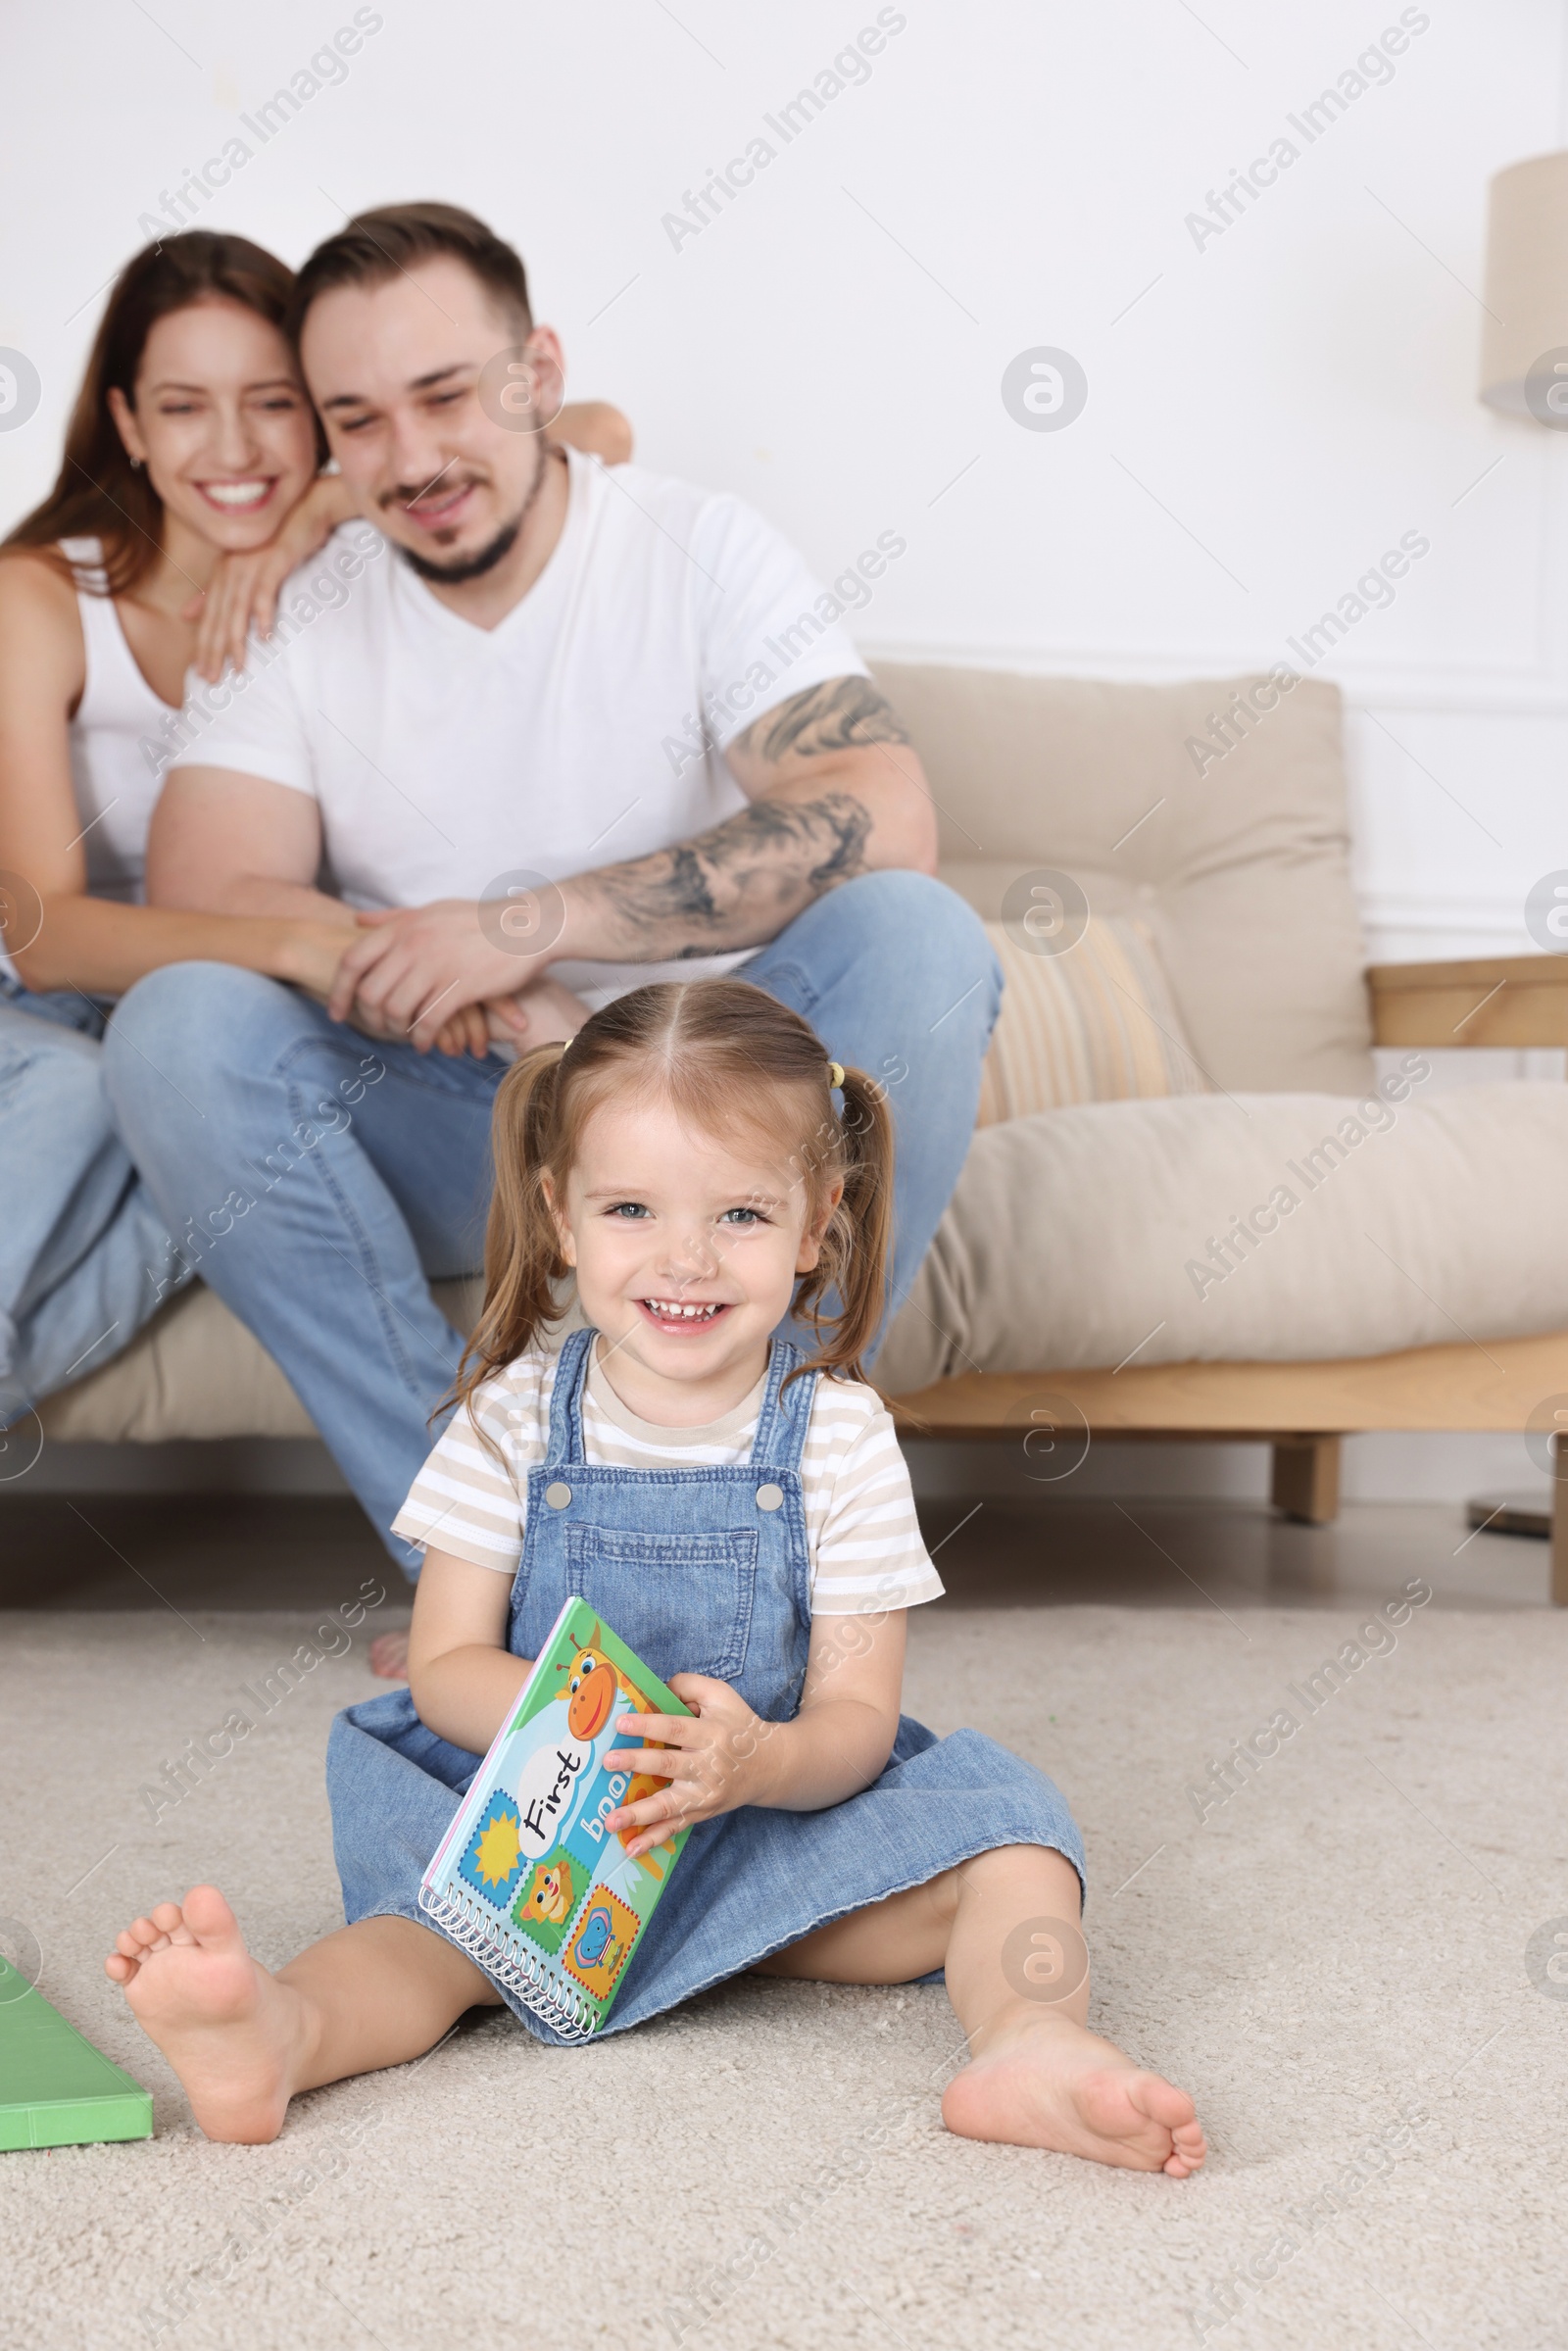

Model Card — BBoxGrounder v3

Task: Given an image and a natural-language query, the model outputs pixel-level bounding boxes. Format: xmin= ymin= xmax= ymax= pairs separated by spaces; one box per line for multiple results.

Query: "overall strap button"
xmin=544 ymin=1481 xmax=572 ymax=1510
xmin=755 ymin=1483 xmax=784 ymax=1512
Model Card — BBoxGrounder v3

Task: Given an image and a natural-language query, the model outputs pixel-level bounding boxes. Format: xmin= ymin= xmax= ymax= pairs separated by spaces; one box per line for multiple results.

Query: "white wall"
xmin=2 ymin=0 xmax=1562 ymax=1502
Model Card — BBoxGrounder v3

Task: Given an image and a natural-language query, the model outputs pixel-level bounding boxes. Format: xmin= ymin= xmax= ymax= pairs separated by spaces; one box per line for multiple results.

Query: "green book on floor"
xmin=0 ymin=1956 xmax=153 ymax=2149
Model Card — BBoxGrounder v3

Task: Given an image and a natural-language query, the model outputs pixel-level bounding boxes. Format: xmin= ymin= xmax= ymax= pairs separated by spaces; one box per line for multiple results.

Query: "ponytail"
xmin=788 ymin=1064 xmax=896 ymax=1388
xmin=444 ymin=1041 xmax=571 ymax=1442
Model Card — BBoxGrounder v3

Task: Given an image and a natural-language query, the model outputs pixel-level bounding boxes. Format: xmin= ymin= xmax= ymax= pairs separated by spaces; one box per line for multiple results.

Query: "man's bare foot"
xmin=942 ymin=2011 xmax=1206 ymax=2176
xmin=369 ymin=1629 xmax=410 ymax=1681
xmin=105 ymin=1886 xmax=307 ymax=2144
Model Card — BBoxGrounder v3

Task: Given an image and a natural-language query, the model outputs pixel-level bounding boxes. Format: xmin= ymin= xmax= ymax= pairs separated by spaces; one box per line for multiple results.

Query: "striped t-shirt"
xmin=393 ymin=1343 xmax=944 ymax=1616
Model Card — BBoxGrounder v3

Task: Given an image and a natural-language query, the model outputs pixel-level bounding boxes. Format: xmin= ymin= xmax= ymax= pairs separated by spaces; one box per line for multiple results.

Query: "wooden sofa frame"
xmin=884 ymin=955 xmax=1568 ymax=1601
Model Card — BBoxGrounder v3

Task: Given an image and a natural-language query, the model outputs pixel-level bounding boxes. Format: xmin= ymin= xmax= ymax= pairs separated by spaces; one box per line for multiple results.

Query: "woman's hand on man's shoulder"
xmin=182 ymin=472 xmax=357 ymax=683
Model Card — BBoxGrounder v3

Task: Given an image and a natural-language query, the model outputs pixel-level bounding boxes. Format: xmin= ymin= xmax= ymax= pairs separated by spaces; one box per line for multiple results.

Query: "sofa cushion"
xmin=37 ymin=1278 xmax=485 ymax=1445
xmin=869 ymin=661 xmax=1374 ymax=1094
xmin=875 ymin=1081 xmax=1568 ymax=1392
xmin=44 ymin=1082 xmax=1565 ymax=1438
xmin=977 ymin=914 xmax=1208 ymax=1126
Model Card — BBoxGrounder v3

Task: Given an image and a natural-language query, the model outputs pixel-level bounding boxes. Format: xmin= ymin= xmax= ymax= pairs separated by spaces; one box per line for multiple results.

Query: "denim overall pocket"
xmin=563 ymin=1521 xmax=759 ymax=1685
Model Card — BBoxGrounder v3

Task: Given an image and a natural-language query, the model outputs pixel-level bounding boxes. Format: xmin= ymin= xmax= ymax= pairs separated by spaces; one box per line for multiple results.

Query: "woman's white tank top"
xmin=58 ymin=535 xmax=177 ymax=906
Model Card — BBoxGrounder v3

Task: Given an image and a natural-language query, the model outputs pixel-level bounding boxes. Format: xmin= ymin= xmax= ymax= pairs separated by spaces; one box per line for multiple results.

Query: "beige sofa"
xmin=39 ymin=663 xmax=1568 ymax=1592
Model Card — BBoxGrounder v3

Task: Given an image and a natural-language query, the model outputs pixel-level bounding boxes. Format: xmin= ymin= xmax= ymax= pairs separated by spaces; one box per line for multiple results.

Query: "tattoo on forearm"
xmin=575 ymin=678 xmax=906 ymax=959
xmin=590 ymin=791 xmax=873 ymax=955
xmin=736 ymin=676 xmax=910 ymax=766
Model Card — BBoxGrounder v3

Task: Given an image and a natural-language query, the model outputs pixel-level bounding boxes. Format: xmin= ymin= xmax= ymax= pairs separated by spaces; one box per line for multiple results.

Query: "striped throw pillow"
xmin=977 ymin=914 xmax=1209 ymax=1126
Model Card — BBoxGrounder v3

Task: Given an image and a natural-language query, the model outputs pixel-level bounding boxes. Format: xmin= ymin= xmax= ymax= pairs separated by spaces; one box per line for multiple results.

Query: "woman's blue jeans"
xmin=0 ymin=982 xmax=186 ymax=1432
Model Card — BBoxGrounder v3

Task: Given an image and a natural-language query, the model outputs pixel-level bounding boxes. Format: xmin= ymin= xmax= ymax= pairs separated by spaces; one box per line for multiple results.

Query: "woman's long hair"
xmin=451 ymin=978 xmax=897 ymax=1426
xmin=1 ymin=231 xmax=302 ymax=597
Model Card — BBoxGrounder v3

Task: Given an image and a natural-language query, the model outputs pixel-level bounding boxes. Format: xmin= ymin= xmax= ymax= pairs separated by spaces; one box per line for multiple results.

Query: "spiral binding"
xmin=418 ymin=1883 xmax=598 ymax=2041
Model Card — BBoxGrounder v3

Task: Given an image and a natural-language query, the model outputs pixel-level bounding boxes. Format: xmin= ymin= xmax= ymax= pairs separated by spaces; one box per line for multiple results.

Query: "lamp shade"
xmin=1481 ymin=149 xmax=1568 ymax=418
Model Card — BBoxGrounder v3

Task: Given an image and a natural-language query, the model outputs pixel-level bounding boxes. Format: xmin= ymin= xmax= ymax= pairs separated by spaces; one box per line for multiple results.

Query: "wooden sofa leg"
xmin=1271 ymin=1436 xmax=1342 ymax=1524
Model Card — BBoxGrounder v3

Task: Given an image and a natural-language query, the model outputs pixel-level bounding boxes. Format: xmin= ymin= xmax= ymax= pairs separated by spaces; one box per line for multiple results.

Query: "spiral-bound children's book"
xmin=418 ymin=1596 xmax=693 ymax=2039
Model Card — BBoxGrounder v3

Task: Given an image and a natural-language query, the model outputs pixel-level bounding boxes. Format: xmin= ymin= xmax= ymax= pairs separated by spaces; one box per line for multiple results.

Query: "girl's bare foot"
xmin=105 ymin=1886 xmax=307 ymax=2144
xmin=942 ymin=2011 xmax=1206 ymax=2176
xmin=369 ymin=1629 xmax=410 ymax=1681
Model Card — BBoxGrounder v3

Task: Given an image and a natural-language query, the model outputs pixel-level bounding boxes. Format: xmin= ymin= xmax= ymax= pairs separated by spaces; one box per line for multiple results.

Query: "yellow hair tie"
xmin=827 ymin=1061 xmax=845 ymax=1088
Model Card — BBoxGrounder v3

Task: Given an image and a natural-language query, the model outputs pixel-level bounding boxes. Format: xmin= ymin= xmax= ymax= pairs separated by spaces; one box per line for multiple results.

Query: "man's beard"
xmin=398 ymin=511 xmax=522 ymax=585
xmin=393 ymin=446 xmax=559 ymax=585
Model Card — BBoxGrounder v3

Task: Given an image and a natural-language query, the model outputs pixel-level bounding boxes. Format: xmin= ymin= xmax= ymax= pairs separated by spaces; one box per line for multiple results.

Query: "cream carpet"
xmin=2 ymin=1600 xmax=1564 ymax=2351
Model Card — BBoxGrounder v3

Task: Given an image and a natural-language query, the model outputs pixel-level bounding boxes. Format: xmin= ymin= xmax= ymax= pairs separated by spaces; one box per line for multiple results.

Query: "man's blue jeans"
xmin=102 ymin=873 xmax=1000 ymax=1573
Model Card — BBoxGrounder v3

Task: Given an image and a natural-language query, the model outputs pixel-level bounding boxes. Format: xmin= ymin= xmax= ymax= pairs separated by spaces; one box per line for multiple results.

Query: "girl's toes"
xmin=178 ymin=1886 xmax=244 ymax=1947
xmin=1133 ymin=2073 xmax=1197 ymax=2132
xmin=1164 ymin=2122 xmax=1207 ymax=2176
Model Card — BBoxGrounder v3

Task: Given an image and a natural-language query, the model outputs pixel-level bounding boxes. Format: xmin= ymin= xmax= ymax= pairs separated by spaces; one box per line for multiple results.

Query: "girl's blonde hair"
xmin=451 ymin=978 xmax=895 ymax=1420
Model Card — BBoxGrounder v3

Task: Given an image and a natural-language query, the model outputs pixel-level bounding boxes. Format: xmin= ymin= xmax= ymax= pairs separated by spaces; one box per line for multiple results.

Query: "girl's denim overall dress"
xmin=328 ymin=1330 xmax=1084 ymax=2044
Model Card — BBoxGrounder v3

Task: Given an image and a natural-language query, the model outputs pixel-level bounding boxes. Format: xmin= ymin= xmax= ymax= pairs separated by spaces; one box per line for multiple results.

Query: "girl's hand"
xmin=605 ymin=1675 xmax=778 ymax=1857
xmin=182 ymin=473 xmax=356 ymax=682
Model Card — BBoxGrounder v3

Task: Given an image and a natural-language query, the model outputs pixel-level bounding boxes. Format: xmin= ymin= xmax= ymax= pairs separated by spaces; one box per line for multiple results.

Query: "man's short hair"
xmin=286 ymin=202 xmax=533 ymax=344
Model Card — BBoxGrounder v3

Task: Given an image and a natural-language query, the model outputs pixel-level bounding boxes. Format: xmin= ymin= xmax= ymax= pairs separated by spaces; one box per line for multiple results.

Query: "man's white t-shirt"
xmin=170 ymin=449 xmax=869 ymax=1007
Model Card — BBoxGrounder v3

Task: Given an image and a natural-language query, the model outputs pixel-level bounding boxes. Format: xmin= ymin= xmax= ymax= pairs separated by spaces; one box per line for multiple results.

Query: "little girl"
xmin=107 ymin=978 xmax=1204 ymax=2176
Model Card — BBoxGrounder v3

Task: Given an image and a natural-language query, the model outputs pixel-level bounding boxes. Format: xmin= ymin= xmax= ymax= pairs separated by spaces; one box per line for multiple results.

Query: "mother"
xmin=0 ymin=228 xmax=627 ymax=1430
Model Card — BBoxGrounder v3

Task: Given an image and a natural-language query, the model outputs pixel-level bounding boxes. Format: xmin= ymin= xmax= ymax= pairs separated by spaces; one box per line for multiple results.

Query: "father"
xmin=104 ymin=203 xmax=998 ymax=1571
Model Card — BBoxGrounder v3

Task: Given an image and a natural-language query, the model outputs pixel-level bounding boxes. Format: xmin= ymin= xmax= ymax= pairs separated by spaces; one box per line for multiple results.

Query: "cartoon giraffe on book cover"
xmin=556 ymin=1624 xmax=676 ymax=1885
